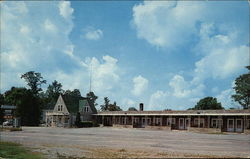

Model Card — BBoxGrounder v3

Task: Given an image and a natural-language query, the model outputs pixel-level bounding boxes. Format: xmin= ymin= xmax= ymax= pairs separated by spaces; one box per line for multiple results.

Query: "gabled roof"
xmin=62 ymin=95 xmax=84 ymax=113
xmin=79 ymin=98 xmax=97 ymax=114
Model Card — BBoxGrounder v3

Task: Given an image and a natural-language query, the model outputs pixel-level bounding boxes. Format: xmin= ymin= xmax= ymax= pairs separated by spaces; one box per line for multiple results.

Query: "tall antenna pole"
xmin=89 ymin=63 xmax=92 ymax=92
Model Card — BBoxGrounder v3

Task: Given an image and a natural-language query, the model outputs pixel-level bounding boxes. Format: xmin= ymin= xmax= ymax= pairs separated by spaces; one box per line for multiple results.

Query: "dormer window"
xmin=84 ymin=106 xmax=89 ymax=112
xmin=58 ymin=105 xmax=63 ymax=111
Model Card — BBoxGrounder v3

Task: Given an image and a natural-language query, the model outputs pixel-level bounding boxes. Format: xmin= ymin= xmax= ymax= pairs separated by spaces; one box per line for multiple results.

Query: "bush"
xmin=76 ymin=121 xmax=100 ymax=128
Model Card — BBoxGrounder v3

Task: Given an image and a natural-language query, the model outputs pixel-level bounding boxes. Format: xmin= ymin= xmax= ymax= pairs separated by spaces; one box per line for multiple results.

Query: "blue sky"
xmin=1 ymin=1 xmax=249 ymax=110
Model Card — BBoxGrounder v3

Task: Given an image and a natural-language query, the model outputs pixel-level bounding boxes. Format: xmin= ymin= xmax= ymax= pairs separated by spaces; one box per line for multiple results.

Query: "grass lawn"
xmin=0 ymin=141 xmax=43 ymax=159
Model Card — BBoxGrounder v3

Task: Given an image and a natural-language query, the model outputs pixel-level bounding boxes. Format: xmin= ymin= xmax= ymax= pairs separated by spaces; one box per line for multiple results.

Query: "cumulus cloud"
xmin=1 ymin=1 xmax=73 ymax=91
xmin=131 ymin=75 xmax=148 ymax=96
xmin=58 ymin=1 xmax=74 ymax=21
xmin=169 ymin=75 xmax=205 ymax=98
xmin=83 ymin=27 xmax=103 ymax=40
xmin=148 ymin=90 xmax=168 ymax=110
xmin=132 ymin=1 xmax=205 ymax=48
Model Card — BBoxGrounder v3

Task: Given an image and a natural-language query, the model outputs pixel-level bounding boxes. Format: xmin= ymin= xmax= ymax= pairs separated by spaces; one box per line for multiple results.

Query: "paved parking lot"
xmin=1 ymin=127 xmax=250 ymax=158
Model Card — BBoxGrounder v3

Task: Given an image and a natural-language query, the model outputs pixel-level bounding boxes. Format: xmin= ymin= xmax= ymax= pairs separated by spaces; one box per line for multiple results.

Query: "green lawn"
xmin=0 ymin=141 xmax=44 ymax=159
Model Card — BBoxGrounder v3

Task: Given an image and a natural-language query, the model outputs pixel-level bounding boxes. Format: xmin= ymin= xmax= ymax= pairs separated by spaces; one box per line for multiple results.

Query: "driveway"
xmin=1 ymin=127 xmax=250 ymax=158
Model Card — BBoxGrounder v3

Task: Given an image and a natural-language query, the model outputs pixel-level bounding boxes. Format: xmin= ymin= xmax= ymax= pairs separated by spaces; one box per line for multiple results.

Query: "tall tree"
xmin=46 ymin=80 xmax=64 ymax=102
xmin=4 ymin=87 xmax=41 ymax=126
xmin=86 ymin=91 xmax=98 ymax=106
xmin=64 ymin=89 xmax=81 ymax=97
xmin=232 ymin=66 xmax=250 ymax=109
xmin=189 ymin=97 xmax=224 ymax=110
xmin=100 ymin=97 xmax=110 ymax=111
xmin=0 ymin=94 xmax=4 ymax=124
xmin=75 ymin=112 xmax=81 ymax=127
xmin=100 ymin=98 xmax=122 ymax=111
xmin=21 ymin=71 xmax=46 ymax=95
xmin=108 ymin=101 xmax=122 ymax=111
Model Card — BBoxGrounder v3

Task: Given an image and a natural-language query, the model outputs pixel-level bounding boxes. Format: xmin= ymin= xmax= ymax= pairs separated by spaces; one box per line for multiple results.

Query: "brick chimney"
xmin=139 ymin=103 xmax=143 ymax=111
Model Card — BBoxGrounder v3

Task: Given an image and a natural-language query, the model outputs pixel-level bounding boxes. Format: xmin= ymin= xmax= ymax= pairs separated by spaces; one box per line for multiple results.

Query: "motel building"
xmin=94 ymin=104 xmax=250 ymax=133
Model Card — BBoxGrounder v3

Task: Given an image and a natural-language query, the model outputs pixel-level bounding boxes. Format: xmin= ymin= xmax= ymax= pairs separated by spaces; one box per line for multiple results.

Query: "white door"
xmin=227 ymin=119 xmax=234 ymax=132
xmin=179 ymin=118 xmax=184 ymax=129
xmin=236 ymin=119 xmax=243 ymax=132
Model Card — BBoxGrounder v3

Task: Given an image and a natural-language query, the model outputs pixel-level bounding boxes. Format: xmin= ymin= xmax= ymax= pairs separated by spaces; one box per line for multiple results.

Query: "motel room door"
xmin=235 ymin=119 xmax=243 ymax=132
xmin=227 ymin=119 xmax=234 ymax=132
xmin=179 ymin=118 xmax=185 ymax=129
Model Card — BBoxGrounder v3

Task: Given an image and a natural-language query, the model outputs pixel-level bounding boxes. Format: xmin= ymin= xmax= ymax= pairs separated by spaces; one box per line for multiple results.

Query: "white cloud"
xmin=121 ymin=98 xmax=137 ymax=110
xmin=83 ymin=27 xmax=103 ymax=40
xmin=131 ymin=75 xmax=148 ymax=96
xmin=169 ymin=75 xmax=205 ymax=98
xmin=195 ymin=45 xmax=249 ymax=80
xmin=1 ymin=1 xmax=75 ymax=91
xmin=58 ymin=1 xmax=74 ymax=21
xmin=132 ymin=1 xmax=205 ymax=48
xmin=86 ymin=55 xmax=120 ymax=93
xmin=44 ymin=19 xmax=57 ymax=32
xmin=148 ymin=90 xmax=168 ymax=110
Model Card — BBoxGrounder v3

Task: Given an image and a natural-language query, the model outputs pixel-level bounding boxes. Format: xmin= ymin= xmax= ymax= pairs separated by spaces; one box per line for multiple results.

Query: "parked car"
xmin=3 ymin=120 xmax=13 ymax=126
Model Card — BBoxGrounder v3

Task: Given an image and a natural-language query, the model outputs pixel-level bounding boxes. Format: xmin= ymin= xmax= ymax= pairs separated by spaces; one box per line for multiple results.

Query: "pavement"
xmin=1 ymin=127 xmax=250 ymax=158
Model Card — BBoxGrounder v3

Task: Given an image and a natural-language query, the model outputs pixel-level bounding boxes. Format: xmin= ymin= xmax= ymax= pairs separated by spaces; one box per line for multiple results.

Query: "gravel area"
xmin=1 ymin=127 xmax=250 ymax=158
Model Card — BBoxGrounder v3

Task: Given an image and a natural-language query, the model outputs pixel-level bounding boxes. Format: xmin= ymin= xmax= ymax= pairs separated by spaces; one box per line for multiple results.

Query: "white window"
xmin=167 ymin=118 xmax=171 ymax=126
xmin=84 ymin=106 xmax=89 ymax=112
xmin=58 ymin=105 xmax=63 ymax=111
xmin=155 ymin=118 xmax=161 ymax=125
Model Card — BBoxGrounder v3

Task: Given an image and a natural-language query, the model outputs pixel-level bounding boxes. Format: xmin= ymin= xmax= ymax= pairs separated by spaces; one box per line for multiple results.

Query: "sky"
xmin=1 ymin=1 xmax=249 ymax=111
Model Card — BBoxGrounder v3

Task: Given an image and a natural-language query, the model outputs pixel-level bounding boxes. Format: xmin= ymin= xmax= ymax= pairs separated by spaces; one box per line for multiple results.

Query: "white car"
xmin=3 ymin=121 xmax=12 ymax=126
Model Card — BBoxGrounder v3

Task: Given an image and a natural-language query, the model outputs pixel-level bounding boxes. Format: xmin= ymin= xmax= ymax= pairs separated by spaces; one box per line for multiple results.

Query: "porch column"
xmin=198 ymin=116 xmax=200 ymax=128
xmin=244 ymin=115 xmax=246 ymax=131
xmin=153 ymin=116 xmax=155 ymax=126
xmin=169 ymin=116 xmax=172 ymax=126
xmin=218 ymin=116 xmax=222 ymax=129
xmin=62 ymin=116 xmax=65 ymax=127
xmin=160 ymin=116 xmax=163 ymax=126
xmin=132 ymin=116 xmax=134 ymax=126
xmin=145 ymin=116 xmax=148 ymax=126
xmin=188 ymin=115 xmax=191 ymax=128
xmin=102 ymin=116 xmax=104 ymax=125
xmin=125 ymin=116 xmax=127 ymax=125
xmin=112 ymin=116 xmax=115 ymax=125
xmin=208 ymin=116 xmax=210 ymax=128
xmin=45 ymin=114 xmax=48 ymax=126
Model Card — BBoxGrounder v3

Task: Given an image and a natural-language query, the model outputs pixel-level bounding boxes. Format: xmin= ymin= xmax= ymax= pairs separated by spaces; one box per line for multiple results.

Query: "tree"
xmin=21 ymin=71 xmax=46 ymax=95
xmin=232 ymin=66 xmax=250 ymax=109
xmin=86 ymin=91 xmax=98 ymax=106
xmin=4 ymin=87 xmax=41 ymax=126
xmin=128 ymin=107 xmax=137 ymax=111
xmin=64 ymin=89 xmax=81 ymax=97
xmin=189 ymin=97 xmax=224 ymax=110
xmin=108 ymin=101 xmax=122 ymax=111
xmin=0 ymin=94 xmax=4 ymax=124
xmin=75 ymin=112 xmax=81 ymax=127
xmin=46 ymin=80 xmax=64 ymax=102
xmin=100 ymin=97 xmax=110 ymax=111
xmin=100 ymin=98 xmax=122 ymax=111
